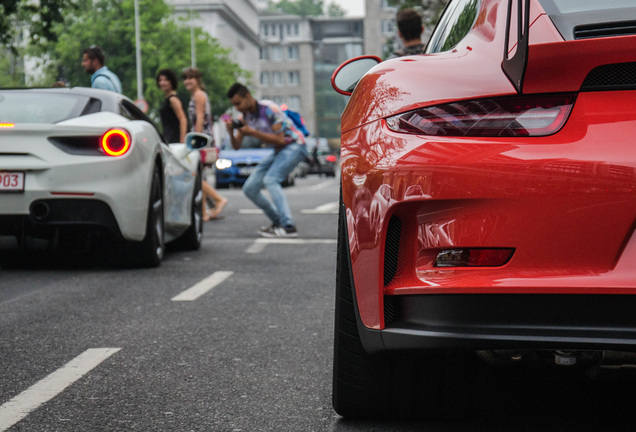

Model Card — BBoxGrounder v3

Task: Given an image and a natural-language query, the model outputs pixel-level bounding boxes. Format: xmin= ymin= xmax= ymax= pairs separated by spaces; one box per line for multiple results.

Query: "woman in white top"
xmin=183 ymin=67 xmax=228 ymax=221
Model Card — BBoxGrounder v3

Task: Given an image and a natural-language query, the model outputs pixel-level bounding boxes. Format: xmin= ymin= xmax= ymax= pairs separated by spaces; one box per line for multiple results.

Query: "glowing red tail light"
xmin=101 ymin=129 xmax=131 ymax=156
xmin=435 ymin=248 xmax=514 ymax=267
xmin=326 ymin=155 xmax=337 ymax=163
xmin=386 ymin=94 xmax=576 ymax=137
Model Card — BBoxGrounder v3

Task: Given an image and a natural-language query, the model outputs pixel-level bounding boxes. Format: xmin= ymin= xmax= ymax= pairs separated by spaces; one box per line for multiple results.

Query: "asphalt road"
xmin=1 ymin=175 xmax=636 ymax=431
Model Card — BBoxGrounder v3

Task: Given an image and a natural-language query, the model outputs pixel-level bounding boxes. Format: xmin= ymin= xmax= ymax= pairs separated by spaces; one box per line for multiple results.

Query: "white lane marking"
xmin=239 ymin=209 xmax=264 ymax=214
xmin=301 ymin=201 xmax=339 ymax=214
xmin=171 ymin=271 xmax=234 ymax=301
xmin=0 ymin=348 xmax=121 ymax=432
xmin=246 ymin=238 xmax=336 ymax=254
xmin=308 ymin=180 xmax=336 ymax=191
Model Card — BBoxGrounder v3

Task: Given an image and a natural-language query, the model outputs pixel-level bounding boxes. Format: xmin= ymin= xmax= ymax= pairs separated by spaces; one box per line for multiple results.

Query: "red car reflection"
xmin=331 ymin=0 xmax=636 ymax=420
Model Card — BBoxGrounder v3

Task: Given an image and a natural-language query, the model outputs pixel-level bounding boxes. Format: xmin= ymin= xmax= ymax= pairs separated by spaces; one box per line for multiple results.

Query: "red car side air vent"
xmin=581 ymin=61 xmax=636 ymax=91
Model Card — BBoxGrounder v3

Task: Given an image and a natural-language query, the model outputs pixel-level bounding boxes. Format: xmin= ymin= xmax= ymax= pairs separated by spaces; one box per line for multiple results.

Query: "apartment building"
xmin=168 ymin=0 xmax=262 ymax=77
xmin=258 ymin=12 xmax=316 ymax=135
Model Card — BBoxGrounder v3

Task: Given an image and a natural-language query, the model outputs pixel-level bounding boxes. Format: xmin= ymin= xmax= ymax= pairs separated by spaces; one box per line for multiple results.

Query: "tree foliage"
xmin=268 ymin=0 xmax=345 ymax=17
xmin=34 ymin=0 xmax=246 ymax=120
xmin=0 ymin=0 xmax=76 ymax=54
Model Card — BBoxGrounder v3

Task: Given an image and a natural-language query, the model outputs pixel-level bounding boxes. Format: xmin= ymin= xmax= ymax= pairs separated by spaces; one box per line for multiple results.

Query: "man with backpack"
xmin=224 ymin=83 xmax=308 ymax=238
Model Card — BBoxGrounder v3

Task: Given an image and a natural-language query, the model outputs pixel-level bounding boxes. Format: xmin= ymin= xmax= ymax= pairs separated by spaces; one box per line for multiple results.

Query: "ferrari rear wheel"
xmin=126 ymin=165 xmax=165 ymax=267
xmin=332 ymin=195 xmax=445 ymax=420
xmin=172 ymin=169 xmax=203 ymax=250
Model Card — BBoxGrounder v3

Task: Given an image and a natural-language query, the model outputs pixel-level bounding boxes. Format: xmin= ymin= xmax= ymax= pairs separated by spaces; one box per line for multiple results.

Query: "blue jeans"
xmin=243 ymin=143 xmax=308 ymax=227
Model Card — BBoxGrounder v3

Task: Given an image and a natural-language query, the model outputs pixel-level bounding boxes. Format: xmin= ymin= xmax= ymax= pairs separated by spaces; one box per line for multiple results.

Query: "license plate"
xmin=239 ymin=167 xmax=254 ymax=176
xmin=0 ymin=172 xmax=25 ymax=192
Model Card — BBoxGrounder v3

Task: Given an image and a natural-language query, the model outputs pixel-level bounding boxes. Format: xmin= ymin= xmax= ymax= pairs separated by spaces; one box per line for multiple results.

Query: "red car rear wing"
xmin=503 ymin=0 xmax=636 ymax=94
xmin=523 ymin=35 xmax=636 ymax=93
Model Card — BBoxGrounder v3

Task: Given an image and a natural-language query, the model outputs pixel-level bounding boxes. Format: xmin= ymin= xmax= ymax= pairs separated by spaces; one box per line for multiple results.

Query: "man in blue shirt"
xmin=81 ymin=45 xmax=122 ymax=93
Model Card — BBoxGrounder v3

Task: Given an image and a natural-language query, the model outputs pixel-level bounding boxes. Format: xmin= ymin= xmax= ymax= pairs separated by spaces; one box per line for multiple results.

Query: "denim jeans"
xmin=243 ymin=142 xmax=308 ymax=227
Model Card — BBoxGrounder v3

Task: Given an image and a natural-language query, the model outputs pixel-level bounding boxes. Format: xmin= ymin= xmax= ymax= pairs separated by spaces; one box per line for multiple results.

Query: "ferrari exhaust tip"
xmin=30 ymin=201 xmax=50 ymax=221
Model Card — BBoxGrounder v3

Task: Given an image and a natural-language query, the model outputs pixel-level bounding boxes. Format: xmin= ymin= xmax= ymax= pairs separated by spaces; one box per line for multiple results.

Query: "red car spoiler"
xmin=523 ymin=35 xmax=636 ymax=93
xmin=503 ymin=0 xmax=636 ymax=95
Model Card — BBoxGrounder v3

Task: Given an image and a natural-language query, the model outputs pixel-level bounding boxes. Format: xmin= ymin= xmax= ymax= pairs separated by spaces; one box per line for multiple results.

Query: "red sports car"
xmin=331 ymin=0 xmax=636 ymax=419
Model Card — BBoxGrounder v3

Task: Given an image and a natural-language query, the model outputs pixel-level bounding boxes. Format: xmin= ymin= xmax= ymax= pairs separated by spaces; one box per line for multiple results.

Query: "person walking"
xmin=156 ymin=69 xmax=187 ymax=143
xmin=182 ymin=67 xmax=228 ymax=221
xmin=386 ymin=8 xmax=426 ymax=59
xmin=81 ymin=45 xmax=122 ymax=93
xmin=224 ymin=83 xmax=307 ymax=238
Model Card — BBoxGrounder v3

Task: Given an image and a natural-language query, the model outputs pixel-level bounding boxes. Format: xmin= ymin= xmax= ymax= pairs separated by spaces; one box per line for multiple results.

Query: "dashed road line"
xmin=0 ymin=348 xmax=121 ymax=432
xmin=306 ymin=180 xmax=337 ymax=191
xmin=301 ymin=201 xmax=338 ymax=214
xmin=171 ymin=271 xmax=234 ymax=301
xmin=246 ymin=238 xmax=336 ymax=254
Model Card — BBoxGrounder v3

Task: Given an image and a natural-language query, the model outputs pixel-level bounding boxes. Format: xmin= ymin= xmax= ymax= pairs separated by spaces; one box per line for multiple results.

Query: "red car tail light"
xmin=326 ymin=155 xmax=337 ymax=163
xmin=101 ymin=129 xmax=131 ymax=156
xmin=386 ymin=94 xmax=576 ymax=137
xmin=435 ymin=248 xmax=514 ymax=267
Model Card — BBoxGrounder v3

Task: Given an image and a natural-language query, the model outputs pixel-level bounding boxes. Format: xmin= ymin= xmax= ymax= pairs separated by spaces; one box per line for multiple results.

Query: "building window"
xmin=271 ymin=24 xmax=277 ymax=36
xmin=260 ymin=47 xmax=268 ymax=60
xmin=270 ymin=46 xmax=283 ymax=62
xmin=382 ymin=19 xmax=395 ymax=35
xmin=272 ymin=71 xmax=283 ymax=86
xmin=260 ymin=72 xmax=270 ymax=86
xmin=287 ymin=71 xmax=300 ymax=86
xmin=261 ymin=24 xmax=269 ymax=36
xmin=287 ymin=45 xmax=299 ymax=60
xmin=273 ymin=96 xmax=284 ymax=105
xmin=294 ymin=23 xmax=299 ymax=35
xmin=287 ymin=96 xmax=301 ymax=112
xmin=381 ymin=0 xmax=397 ymax=9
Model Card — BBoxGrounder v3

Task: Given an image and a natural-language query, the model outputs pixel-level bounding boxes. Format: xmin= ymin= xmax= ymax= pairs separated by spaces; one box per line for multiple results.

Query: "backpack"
xmin=284 ymin=109 xmax=310 ymax=137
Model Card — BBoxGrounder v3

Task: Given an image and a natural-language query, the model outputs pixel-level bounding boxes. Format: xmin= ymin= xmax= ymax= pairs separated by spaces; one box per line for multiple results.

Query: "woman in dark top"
xmin=156 ymin=69 xmax=187 ymax=143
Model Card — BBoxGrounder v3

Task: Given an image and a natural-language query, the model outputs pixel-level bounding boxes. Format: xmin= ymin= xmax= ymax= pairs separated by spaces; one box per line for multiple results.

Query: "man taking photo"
xmin=225 ymin=83 xmax=307 ymax=238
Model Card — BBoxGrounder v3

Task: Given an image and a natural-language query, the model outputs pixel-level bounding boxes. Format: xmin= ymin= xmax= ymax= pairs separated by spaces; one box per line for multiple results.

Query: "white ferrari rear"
xmin=0 ymin=87 xmax=206 ymax=267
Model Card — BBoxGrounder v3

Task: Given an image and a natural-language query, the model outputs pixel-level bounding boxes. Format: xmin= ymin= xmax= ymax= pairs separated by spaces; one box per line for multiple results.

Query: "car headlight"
xmin=215 ymin=158 xmax=232 ymax=170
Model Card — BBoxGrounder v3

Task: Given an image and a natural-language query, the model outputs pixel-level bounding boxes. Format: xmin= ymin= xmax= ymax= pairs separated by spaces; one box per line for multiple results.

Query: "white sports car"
xmin=0 ymin=87 xmax=207 ymax=267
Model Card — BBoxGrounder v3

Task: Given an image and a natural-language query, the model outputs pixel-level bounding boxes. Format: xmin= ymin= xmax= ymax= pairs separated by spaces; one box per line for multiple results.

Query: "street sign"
xmin=134 ymin=99 xmax=149 ymax=113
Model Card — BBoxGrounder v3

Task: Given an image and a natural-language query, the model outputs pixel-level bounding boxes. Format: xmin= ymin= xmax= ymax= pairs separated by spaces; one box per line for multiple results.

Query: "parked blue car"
xmin=214 ymin=136 xmax=297 ymax=189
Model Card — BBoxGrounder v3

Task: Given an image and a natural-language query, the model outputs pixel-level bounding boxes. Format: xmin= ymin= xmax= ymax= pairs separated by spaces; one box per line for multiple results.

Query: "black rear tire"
xmin=332 ymin=194 xmax=445 ymax=420
xmin=171 ymin=169 xmax=203 ymax=250
xmin=125 ymin=165 xmax=165 ymax=267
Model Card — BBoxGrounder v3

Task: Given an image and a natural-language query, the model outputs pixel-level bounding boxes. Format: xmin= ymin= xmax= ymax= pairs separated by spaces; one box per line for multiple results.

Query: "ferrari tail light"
xmin=435 ymin=248 xmax=514 ymax=267
xmin=101 ymin=129 xmax=131 ymax=156
xmin=386 ymin=94 xmax=576 ymax=137
xmin=0 ymin=123 xmax=15 ymax=128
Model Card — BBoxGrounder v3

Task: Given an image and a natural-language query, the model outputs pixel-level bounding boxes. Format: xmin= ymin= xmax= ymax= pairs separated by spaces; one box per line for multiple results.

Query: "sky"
xmin=331 ymin=0 xmax=365 ymax=16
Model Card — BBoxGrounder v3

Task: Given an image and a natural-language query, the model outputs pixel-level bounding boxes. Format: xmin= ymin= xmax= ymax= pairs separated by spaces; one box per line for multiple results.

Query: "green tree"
xmin=36 ymin=0 xmax=246 ymax=120
xmin=0 ymin=50 xmax=24 ymax=87
xmin=326 ymin=2 xmax=346 ymax=17
xmin=0 ymin=0 xmax=76 ymax=54
xmin=268 ymin=0 xmax=345 ymax=17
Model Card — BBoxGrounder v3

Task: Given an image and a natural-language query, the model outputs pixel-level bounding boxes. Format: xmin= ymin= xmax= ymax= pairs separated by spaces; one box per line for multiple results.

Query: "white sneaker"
xmin=258 ymin=225 xmax=298 ymax=238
